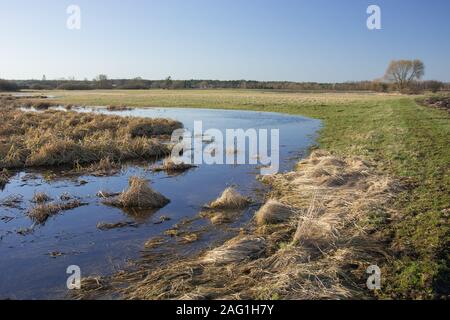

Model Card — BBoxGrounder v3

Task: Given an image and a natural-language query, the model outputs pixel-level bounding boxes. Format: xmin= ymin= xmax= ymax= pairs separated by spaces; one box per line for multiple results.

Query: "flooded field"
xmin=0 ymin=107 xmax=320 ymax=299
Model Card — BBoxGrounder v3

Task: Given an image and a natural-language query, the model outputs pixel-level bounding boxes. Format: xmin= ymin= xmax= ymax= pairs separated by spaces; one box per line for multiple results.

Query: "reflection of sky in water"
xmin=0 ymin=107 xmax=320 ymax=299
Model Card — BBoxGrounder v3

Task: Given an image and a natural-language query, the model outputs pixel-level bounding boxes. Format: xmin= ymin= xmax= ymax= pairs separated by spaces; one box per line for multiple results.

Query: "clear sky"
xmin=1 ymin=0 xmax=449 ymax=82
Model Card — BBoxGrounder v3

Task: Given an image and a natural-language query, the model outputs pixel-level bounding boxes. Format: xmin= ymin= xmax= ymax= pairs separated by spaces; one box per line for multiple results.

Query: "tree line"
xmin=1 ymin=60 xmax=448 ymax=93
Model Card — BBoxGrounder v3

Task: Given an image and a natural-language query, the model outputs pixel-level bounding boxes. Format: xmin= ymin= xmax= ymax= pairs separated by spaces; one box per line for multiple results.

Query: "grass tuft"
xmin=207 ymin=187 xmax=250 ymax=210
xmin=104 ymin=176 xmax=169 ymax=209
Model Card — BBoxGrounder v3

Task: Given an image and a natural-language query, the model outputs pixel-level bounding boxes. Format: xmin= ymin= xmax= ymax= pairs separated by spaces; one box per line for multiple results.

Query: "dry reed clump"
xmin=207 ymin=187 xmax=250 ymax=210
xmin=28 ymin=200 xmax=87 ymax=224
xmin=0 ymin=106 xmax=182 ymax=170
xmin=128 ymin=118 xmax=182 ymax=138
xmin=76 ymin=157 xmax=121 ymax=176
xmin=31 ymin=192 xmax=52 ymax=204
xmin=200 ymin=187 xmax=251 ymax=225
xmin=254 ymin=199 xmax=294 ymax=227
xmin=152 ymin=158 xmax=196 ymax=174
xmin=72 ymin=150 xmax=399 ymax=300
xmin=104 ymin=176 xmax=169 ymax=209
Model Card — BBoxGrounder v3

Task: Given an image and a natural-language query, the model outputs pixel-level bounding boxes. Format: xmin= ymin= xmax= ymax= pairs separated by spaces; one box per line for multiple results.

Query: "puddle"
xmin=0 ymin=107 xmax=320 ymax=299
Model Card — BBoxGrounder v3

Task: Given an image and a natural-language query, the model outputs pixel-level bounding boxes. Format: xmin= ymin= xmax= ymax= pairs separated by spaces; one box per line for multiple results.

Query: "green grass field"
xmin=47 ymin=89 xmax=449 ymax=299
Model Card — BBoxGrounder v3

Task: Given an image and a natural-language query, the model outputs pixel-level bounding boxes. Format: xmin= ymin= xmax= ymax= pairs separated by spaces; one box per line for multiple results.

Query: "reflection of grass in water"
xmin=0 ymin=169 xmax=11 ymax=190
xmin=48 ymin=89 xmax=450 ymax=299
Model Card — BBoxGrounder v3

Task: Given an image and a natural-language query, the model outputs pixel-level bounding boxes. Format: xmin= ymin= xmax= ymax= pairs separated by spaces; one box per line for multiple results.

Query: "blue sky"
xmin=1 ymin=0 xmax=449 ymax=82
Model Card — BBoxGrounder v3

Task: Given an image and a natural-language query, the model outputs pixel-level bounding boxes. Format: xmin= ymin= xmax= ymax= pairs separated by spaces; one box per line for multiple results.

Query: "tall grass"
xmin=0 ymin=106 xmax=182 ymax=169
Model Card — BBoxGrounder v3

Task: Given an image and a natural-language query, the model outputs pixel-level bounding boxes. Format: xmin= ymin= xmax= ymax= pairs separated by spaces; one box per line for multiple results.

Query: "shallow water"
xmin=0 ymin=107 xmax=320 ymax=299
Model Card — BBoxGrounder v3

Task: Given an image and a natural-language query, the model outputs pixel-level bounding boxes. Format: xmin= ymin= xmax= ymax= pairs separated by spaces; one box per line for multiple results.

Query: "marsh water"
xmin=0 ymin=107 xmax=320 ymax=299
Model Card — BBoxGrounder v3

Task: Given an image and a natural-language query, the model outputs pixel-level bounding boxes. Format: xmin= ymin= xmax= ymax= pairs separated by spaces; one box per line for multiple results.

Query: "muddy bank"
xmin=73 ymin=150 xmax=399 ymax=300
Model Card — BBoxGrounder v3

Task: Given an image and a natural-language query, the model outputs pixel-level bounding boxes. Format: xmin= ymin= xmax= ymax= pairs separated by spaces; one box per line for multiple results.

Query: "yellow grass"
xmin=0 ymin=101 xmax=182 ymax=170
xmin=104 ymin=176 xmax=169 ymax=209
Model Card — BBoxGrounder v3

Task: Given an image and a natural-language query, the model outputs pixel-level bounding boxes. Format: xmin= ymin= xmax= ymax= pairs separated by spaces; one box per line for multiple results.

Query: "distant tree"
xmin=0 ymin=79 xmax=19 ymax=92
xmin=198 ymin=81 xmax=209 ymax=89
xmin=94 ymin=74 xmax=112 ymax=89
xmin=384 ymin=59 xmax=425 ymax=90
xmin=29 ymin=83 xmax=53 ymax=90
xmin=95 ymin=74 xmax=107 ymax=81
xmin=57 ymin=82 xmax=93 ymax=90
xmin=42 ymin=75 xmax=47 ymax=81
xmin=164 ymin=76 xmax=173 ymax=89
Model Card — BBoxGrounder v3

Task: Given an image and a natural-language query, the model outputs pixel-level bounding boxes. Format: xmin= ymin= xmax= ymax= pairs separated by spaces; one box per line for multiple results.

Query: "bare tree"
xmin=94 ymin=74 xmax=111 ymax=89
xmin=164 ymin=76 xmax=173 ymax=90
xmin=384 ymin=60 xmax=425 ymax=90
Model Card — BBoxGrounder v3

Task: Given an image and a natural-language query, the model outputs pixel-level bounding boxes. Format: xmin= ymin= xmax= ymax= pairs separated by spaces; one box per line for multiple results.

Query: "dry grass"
xmin=28 ymin=199 xmax=87 ymax=224
xmin=199 ymin=187 xmax=251 ymax=225
xmin=152 ymin=158 xmax=196 ymax=174
xmin=75 ymin=157 xmax=121 ymax=176
xmin=200 ymin=209 xmax=242 ymax=225
xmin=73 ymin=150 xmax=398 ymax=300
xmin=201 ymin=236 xmax=266 ymax=265
xmin=254 ymin=199 xmax=294 ymax=227
xmin=31 ymin=191 xmax=52 ymax=204
xmin=0 ymin=101 xmax=182 ymax=170
xmin=104 ymin=176 xmax=169 ymax=209
xmin=207 ymin=187 xmax=250 ymax=210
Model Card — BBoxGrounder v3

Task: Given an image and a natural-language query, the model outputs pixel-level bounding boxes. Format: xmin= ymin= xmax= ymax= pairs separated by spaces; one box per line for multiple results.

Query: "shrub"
xmin=0 ymin=79 xmax=19 ymax=92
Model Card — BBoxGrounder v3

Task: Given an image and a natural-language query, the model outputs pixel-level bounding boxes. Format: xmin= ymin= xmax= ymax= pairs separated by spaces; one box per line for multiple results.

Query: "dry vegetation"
xmin=28 ymin=199 xmax=87 ymax=224
xmin=73 ymin=150 xmax=399 ymax=299
xmin=255 ymin=200 xmax=294 ymax=227
xmin=152 ymin=157 xmax=197 ymax=174
xmin=206 ymin=187 xmax=250 ymax=210
xmin=0 ymin=96 xmax=182 ymax=170
xmin=199 ymin=187 xmax=251 ymax=224
xmin=31 ymin=191 xmax=52 ymax=204
xmin=103 ymin=176 xmax=169 ymax=209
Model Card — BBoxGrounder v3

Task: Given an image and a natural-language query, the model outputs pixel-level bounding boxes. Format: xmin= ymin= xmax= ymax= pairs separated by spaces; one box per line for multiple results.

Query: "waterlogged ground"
xmin=0 ymin=107 xmax=320 ymax=299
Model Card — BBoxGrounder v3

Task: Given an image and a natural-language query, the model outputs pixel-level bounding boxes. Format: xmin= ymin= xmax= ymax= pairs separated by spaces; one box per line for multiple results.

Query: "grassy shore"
xmin=45 ymin=90 xmax=450 ymax=298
